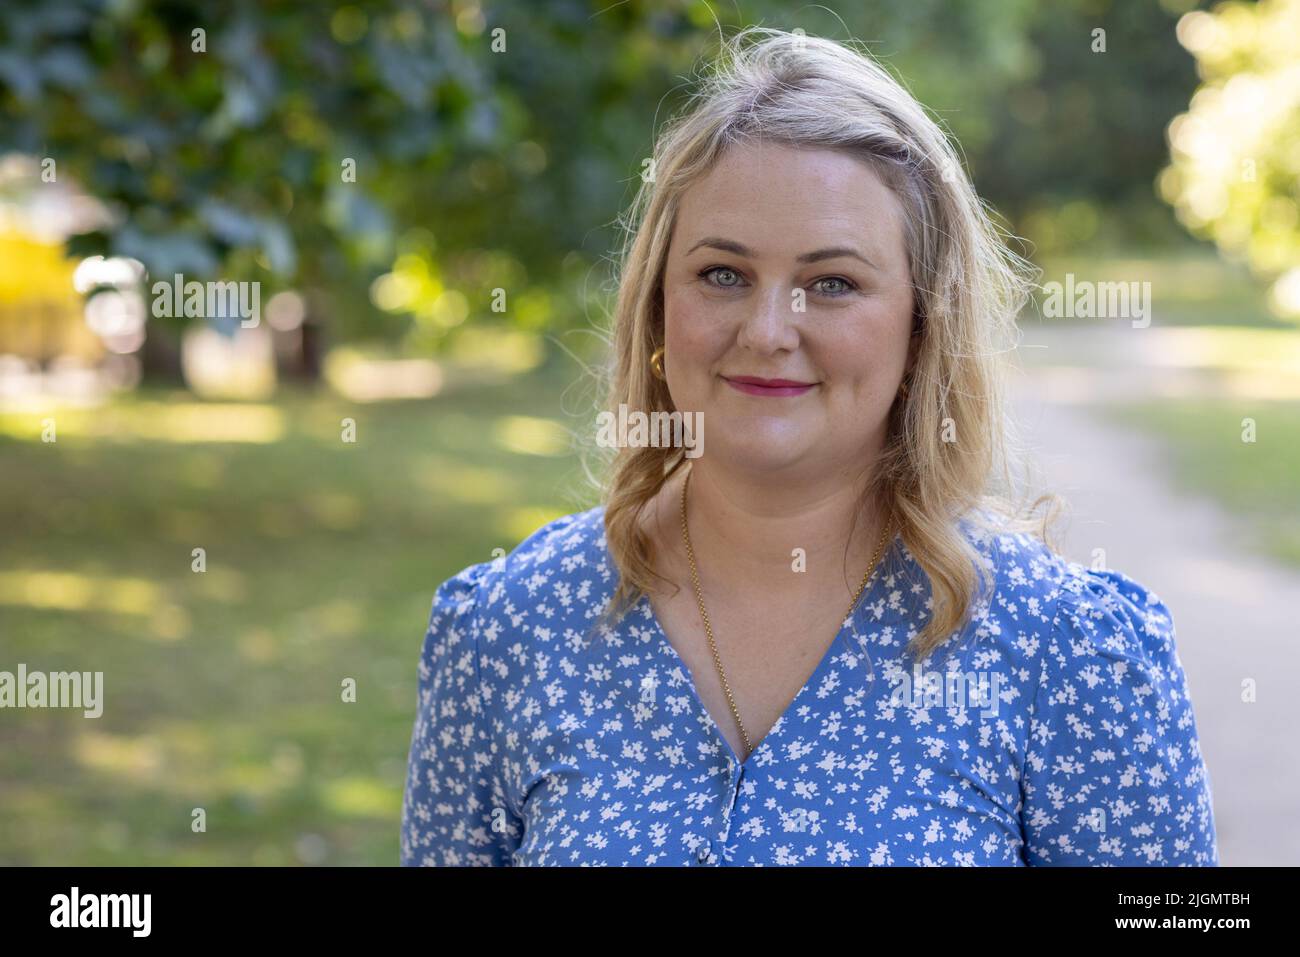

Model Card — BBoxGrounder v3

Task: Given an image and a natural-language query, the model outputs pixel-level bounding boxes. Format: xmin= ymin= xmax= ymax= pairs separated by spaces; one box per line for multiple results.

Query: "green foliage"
xmin=1 ymin=0 xmax=502 ymax=341
xmin=0 ymin=0 xmax=1210 ymax=348
xmin=1159 ymin=0 xmax=1300 ymax=320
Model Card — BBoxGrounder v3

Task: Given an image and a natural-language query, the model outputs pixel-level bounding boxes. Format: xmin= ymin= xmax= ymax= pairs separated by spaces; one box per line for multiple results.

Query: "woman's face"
xmin=661 ymin=141 xmax=916 ymax=480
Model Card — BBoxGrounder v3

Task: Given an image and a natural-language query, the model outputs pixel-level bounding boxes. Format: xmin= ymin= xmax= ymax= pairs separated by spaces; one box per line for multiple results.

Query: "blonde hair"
xmin=590 ymin=26 xmax=1064 ymax=661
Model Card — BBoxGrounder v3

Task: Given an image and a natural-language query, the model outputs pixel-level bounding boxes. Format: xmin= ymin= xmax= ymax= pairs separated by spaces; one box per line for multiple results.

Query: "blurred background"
xmin=0 ymin=0 xmax=1296 ymax=865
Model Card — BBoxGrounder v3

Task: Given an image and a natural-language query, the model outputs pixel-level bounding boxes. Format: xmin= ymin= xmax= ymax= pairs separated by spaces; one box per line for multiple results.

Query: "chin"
xmin=708 ymin=428 xmax=813 ymax=474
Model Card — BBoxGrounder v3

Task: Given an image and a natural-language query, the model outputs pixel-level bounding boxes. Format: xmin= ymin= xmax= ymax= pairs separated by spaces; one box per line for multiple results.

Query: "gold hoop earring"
xmin=649 ymin=346 xmax=666 ymax=381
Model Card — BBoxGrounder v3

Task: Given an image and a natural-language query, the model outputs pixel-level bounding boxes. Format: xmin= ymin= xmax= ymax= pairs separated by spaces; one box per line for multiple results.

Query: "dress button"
xmin=696 ymin=843 xmax=712 ymax=864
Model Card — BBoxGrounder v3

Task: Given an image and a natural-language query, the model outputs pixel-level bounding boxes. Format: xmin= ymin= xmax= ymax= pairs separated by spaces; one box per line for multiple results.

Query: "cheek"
xmin=817 ymin=300 xmax=912 ymax=388
xmin=663 ymin=286 xmax=729 ymax=363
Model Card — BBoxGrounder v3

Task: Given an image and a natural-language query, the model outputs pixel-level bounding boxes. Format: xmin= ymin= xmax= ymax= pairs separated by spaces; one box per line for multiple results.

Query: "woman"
xmin=401 ymin=27 xmax=1218 ymax=866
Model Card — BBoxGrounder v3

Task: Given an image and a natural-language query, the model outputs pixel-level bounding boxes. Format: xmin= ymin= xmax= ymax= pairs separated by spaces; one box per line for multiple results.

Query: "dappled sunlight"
xmin=146 ymin=602 xmax=191 ymax=642
xmin=181 ymin=324 xmax=277 ymax=400
xmin=160 ymin=509 xmax=218 ymax=543
xmin=492 ymin=414 xmax=572 ymax=456
xmin=0 ymin=401 xmax=286 ymax=444
xmin=300 ymin=598 xmax=365 ymax=640
xmin=238 ymin=626 xmax=280 ymax=663
xmin=321 ymin=776 xmax=399 ymax=820
xmin=446 ymin=326 xmax=545 ymax=375
xmin=1030 ymin=252 xmax=1283 ymax=328
xmin=414 ymin=457 xmax=519 ymax=505
xmin=323 ymin=349 xmax=444 ymax=401
xmin=73 ymin=731 xmax=165 ymax=784
xmin=222 ymin=758 xmax=306 ymax=799
xmin=1140 ymin=326 xmax=1300 ymax=373
xmin=1019 ymin=325 xmax=1300 ymax=403
xmin=1106 ymin=257 xmax=1254 ymax=302
xmin=121 ymin=403 xmax=285 ymax=444
xmin=69 ymin=722 xmax=313 ymax=808
xmin=72 ymin=721 xmax=225 ymax=792
xmin=1220 ymin=371 xmax=1300 ymax=400
xmin=496 ymin=505 xmax=570 ymax=543
xmin=295 ymin=400 xmax=372 ymax=444
xmin=304 ymin=491 xmax=364 ymax=530
xmin=0 ymin=569 xmax=156 ymax=617
xmin=1019 ymin=362 xmax=1300 ymax=404
xmin=0 ymin=570 xmax=191 ymax=640
xmin=1163 ymin=0 xmax=1300 ymax=314
xmin=191 ymin=565 xmax=249 ymax=603
xmin=1 ymin=0 xmax=1294 ymax=869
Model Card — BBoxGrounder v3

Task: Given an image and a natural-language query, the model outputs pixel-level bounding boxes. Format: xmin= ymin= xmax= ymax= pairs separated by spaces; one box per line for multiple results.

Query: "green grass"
xmin=0 ymin=361 xmax=599 ymax=864
xmin=1015 ymin=252 xmax=1300 ymax=568
xmin=1029 ymin=250 xmax=1289 ymax=329
xmin=1102 ymin=399 xmax=1300 ymax=567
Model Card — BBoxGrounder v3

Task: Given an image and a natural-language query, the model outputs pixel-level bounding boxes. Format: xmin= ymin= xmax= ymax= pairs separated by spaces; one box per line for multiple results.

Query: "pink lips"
xmin=722 ymin=375 xmax=817 ymax=397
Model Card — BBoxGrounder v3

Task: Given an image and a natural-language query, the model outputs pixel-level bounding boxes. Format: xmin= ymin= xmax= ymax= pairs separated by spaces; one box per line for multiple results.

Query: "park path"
xmin=1010 ymin=324 xmax=1300 ymax=866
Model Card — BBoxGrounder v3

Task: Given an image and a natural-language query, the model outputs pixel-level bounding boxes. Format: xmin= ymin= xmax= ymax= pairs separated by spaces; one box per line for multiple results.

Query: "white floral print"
xmin=401 ymin=507 xmax=1218 ymax=866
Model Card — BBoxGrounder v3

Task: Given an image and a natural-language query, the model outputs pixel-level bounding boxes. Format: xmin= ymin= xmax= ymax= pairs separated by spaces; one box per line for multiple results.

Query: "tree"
xmin=1160 ymin=0 xmax=1300 ymax=320
xmin=3 ymin=0 xmax=1200 ymax=372
xmin=0 ymin=0 xmax=509 ymax=374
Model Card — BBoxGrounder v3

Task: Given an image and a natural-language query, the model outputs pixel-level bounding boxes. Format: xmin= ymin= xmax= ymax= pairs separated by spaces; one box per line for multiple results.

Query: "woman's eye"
xmin=700 ymin=266 xmax=744 ymax=288
xmin=697 ymin=268 xmax=855 ymax=297
xmin=813 ymin=276 xmax=855 ymax=296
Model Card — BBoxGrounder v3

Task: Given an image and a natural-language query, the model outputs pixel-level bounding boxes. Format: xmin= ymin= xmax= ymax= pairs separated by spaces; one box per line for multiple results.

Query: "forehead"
xmin=672 ymin=141 xmax=907 ymax=261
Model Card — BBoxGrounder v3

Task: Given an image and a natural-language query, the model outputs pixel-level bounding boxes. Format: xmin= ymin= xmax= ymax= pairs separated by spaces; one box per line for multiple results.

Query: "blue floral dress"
xmin=400 ymin=506 xmax=1218 ymax=866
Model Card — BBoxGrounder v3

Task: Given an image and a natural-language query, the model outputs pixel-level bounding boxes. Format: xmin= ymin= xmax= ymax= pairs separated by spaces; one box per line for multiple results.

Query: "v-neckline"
xmin=637 ymin=533 xmax=903 ymax=771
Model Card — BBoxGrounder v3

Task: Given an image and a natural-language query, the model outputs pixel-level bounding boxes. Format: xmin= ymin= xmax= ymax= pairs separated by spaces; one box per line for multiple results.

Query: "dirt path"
xmin=1011 ymin=328 xmax=1300 ymax=866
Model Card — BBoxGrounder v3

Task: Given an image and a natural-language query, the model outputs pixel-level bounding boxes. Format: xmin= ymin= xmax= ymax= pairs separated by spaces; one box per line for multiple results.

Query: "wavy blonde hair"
xmin=590 ymin=26 xmax=1064 ymax=661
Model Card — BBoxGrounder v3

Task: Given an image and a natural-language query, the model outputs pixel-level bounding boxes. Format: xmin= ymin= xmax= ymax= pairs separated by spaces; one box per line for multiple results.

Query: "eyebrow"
xmin=684 ymin=237 xmax=878 ymax=270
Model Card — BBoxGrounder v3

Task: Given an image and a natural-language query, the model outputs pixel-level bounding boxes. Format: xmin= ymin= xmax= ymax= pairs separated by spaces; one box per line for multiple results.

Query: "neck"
xmin=667 ymin=458 xmax=890 ymax=598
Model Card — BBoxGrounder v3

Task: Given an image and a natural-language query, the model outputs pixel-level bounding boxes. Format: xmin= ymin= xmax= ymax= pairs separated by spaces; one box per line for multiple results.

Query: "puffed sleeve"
xmin=1020 ymin=566 xmax=1219 ymax=866
xmin=400 ymin=561 xmax=523 ymax=866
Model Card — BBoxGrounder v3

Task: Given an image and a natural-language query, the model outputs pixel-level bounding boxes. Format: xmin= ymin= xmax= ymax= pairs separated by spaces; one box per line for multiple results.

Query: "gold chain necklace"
xmin=678 ymin=467 xmax=893 ymax=760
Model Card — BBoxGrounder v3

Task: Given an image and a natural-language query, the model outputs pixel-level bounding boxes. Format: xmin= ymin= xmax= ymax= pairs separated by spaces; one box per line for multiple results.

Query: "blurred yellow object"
xmin=323 ymin=347 xmax=443 ymax=400
xmin=0 ymin=230 xmax=101 ymax=362
xmin=493 ymin=414 xmax=570 ymax=456
xmin=180 ymin=322 xmax=277 ymax=399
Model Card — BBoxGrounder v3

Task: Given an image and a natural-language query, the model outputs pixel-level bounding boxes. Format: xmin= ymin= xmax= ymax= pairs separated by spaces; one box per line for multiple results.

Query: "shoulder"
xmin=957 ymin=510 xmax=1070 ymax=601
xmin=1043 ymin=561 xmax=1186 ymax=700
xmin=937 ymin=510 xmax=1075 ymax=653
xmin=944 ymin=512 xmax=1185 ymax=687
xmin=961 ymin=506 xmax=1180 ymax=670
xmin=955 ymin=510 xmax=1168 ymax=622
xmin=428 ymin=505 xmax=613 ymax=647
xmin=996 ymin=534 xmax=1217 ymax=864
xmin=960 ymin=510 xmax=1195 ymax=721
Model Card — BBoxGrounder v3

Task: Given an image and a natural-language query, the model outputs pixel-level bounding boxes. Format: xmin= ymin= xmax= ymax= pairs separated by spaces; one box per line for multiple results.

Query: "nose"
xmin=735 ymin=282 xmax=800 ymax=354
